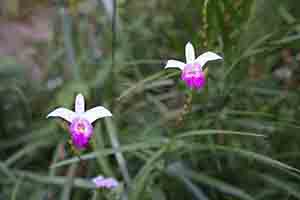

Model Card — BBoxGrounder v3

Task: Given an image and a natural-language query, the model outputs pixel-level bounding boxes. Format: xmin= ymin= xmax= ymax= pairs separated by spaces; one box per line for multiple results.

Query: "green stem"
xmin=104 ymin=117 xmax=131 ymax=185
xmin=176 ymin=90 xmax=193 ymax=126
xmin=91 ymin=125 xmax=114 ymax=177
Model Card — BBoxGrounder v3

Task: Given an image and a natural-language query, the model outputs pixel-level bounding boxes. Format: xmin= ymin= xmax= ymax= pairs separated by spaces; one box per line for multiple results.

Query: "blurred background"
xmin=1 ymin=0 xmax=300 ymax=199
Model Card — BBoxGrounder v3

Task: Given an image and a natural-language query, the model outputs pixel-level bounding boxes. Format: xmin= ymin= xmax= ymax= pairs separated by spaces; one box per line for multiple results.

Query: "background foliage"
xmin=1 ymin=0 xmax=300 ymax=199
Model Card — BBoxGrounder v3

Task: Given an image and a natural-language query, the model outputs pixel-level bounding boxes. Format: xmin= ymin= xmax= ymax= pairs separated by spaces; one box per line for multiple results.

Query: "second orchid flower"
xmin=164 ymin=42 xmax=222 ymax=89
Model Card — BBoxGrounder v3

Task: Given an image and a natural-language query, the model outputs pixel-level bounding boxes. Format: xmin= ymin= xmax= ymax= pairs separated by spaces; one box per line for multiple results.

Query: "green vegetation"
xmin=1 ymin=0 xmax=300 ymax=199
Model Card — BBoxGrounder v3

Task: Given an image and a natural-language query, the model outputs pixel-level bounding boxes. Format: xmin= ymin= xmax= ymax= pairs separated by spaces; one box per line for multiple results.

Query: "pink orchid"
xmin=92 ymin=176 xmax=119 ymax=189
xmin=47 ymin=94 xmax=112 ymax=149
xmin=164 ymin=42 xmax=222 ymax=89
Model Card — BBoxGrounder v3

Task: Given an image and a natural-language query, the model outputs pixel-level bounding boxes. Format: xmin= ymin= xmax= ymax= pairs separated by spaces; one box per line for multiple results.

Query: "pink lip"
xmin=69 ymin=118 xmax=93 ymax=149
xmin=181 ymin=63 xmax=206 ymax=89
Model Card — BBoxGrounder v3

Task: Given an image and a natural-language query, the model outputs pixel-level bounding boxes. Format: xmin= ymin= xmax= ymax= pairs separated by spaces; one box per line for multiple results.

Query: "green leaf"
xmin=176 ymin=129 xmax=266 ymax=139
xmin=259 ymin=173 xmax=300 ymax=199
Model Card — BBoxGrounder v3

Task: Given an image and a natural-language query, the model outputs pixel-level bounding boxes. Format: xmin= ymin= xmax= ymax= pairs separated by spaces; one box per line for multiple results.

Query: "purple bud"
xmin=92 ymin=176 xmax=119 ymax=189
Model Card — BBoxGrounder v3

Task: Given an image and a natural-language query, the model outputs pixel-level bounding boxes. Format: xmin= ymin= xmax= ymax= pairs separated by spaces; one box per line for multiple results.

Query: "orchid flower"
xmin=92 ymin=176 xmax=119 ymax=189
xmin=47 ymin=94 xmax=112 ymax=149
xmin=164 ymin=42 xmax=222 ymax=89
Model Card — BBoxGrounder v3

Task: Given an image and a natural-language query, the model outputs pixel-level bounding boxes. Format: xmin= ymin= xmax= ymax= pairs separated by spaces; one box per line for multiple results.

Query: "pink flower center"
xmin=181 ymin=63 xmax=206 ymax=89
xmin=69 ymin=118 xmax=93 ymax=149
xmin=76 ymin=122 xmax=86 ymax=134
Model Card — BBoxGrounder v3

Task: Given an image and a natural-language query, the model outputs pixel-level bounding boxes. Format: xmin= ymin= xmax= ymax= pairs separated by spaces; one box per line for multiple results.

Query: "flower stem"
xmin=176 ymin=91 xmax=193 ymax=126
xmin=68 ymin=140 xmax=85 ymax=167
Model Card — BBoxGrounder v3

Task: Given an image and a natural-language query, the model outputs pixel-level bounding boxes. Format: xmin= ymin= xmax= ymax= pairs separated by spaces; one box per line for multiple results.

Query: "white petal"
xmin=92 ymin=176 xmax=104 ymax=183
xmin=75 ymin=93 xmax=85 ymax=113
xmin=47 ymin=108 xmax=76 ymax=123
xmin=195 ymin=51 xmax=223 ymax=68
xmin=83 ymin=106 xmax=112 ymax=123
xmin=164 ymin=60 xmax=186 ymax=70
xmin=185 ymin=42 xmax=196 ymax=63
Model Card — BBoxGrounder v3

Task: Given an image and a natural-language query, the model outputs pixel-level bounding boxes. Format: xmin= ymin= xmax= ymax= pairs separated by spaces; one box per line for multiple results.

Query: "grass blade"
xmin=167 ymin=162 xmax=254 ymax=200
xmin=51 ymin=140 xmax=166 ymax=168
xmin=130 ymin=145 xmax=168 ymax=200
xmin=105 ymin=117 xmax=131 ymax=185
xmin=176 ymin=129 xmax=266 ymax=139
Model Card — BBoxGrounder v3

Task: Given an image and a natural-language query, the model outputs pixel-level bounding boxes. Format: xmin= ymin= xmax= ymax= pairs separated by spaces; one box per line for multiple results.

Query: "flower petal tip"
xmin=82 ymin=106 xmax=113 ymax=123
xmin=206 ymin=51 xmax=223 ymax=59
xmin=195 ymin=51 xmax=223 ymax=68
xmin=46 ymin=110 xmax=57 ymax=119
xmin=185 ymin=42 xmax=196 ymax=63
xmin=165 ymin=60 xmax=185 ymax=70
xmin=104 ymin=111 xmax=113 ymax=118
xmin=185 ymin=42 xmax=193 ymax=49
xmin=75 ymin=93 xmax=85 ymax=113
xmin=46 ymin=108 xmax=76 ymax=123
xmin=215 ymin=54 xmax=223 ymax=60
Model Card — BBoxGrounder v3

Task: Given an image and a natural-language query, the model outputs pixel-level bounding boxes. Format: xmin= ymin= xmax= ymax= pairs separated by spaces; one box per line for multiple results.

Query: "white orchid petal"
xmin=195 ymin=51 xmax=223 ymax=68
xmin=164 ymin=60 xmax=186 ymax=70
xmin=185 ymin=42 xmax=196 ymax=63
xmin=47 ymin=108 xmax=76 ymax=123
xmin=75 ymin=93 xmax=85 ymax=113
xmin=83 ymin=106 xmax=112 ymax=123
